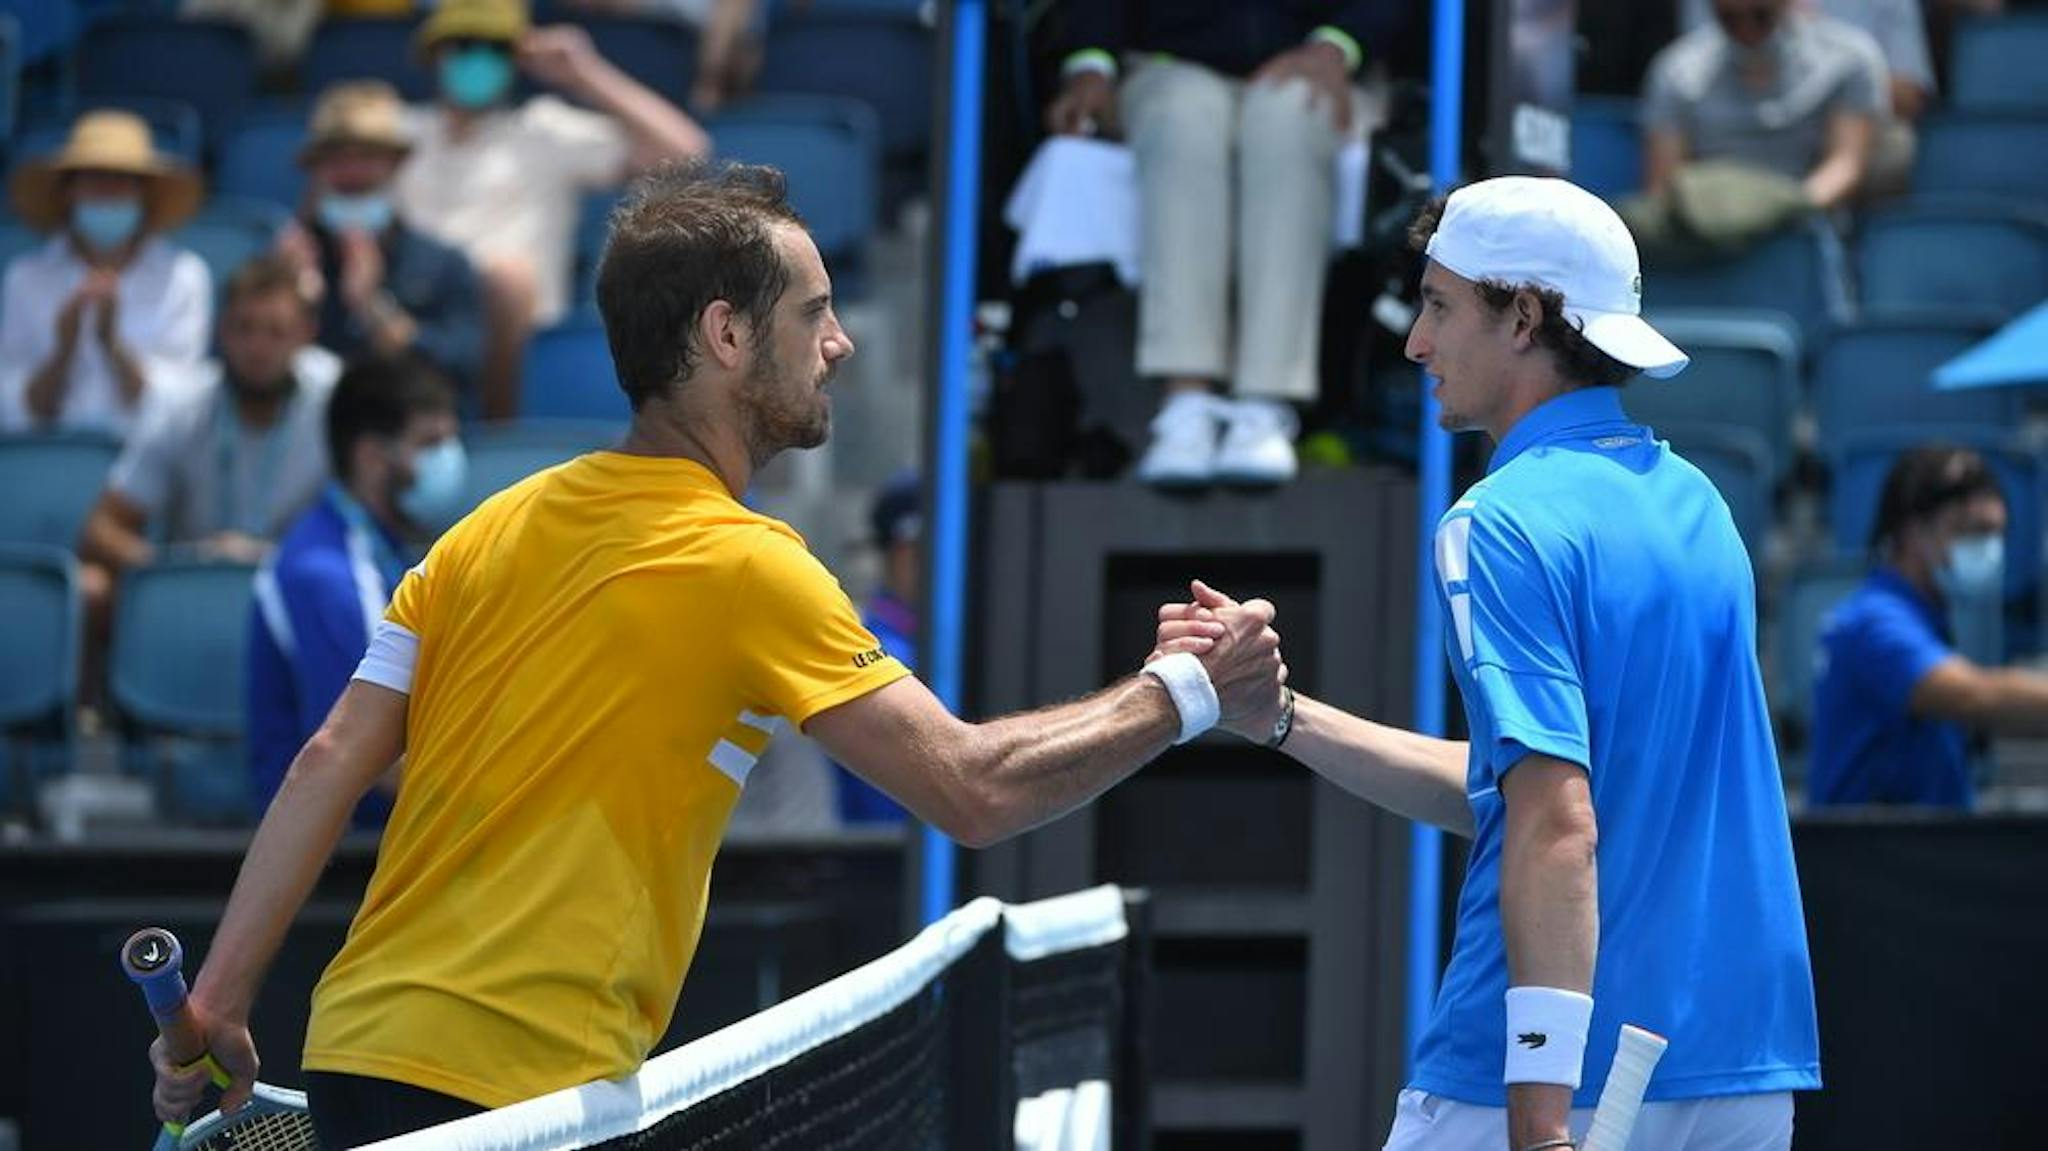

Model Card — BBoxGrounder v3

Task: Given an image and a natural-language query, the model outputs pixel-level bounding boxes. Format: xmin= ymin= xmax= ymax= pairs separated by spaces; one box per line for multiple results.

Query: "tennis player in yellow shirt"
xmin=149 ymin=161 xmax=1289 ymax=1147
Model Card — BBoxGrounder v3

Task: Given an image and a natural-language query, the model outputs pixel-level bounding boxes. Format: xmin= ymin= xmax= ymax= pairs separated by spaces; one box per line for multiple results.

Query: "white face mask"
xmin=1936 ymin=533 xmax=2005 ymax=599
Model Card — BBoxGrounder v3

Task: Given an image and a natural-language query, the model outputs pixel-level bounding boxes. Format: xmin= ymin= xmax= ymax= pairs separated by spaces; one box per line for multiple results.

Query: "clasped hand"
xmin=1148 ymin=579 xmax=1289 ymax=740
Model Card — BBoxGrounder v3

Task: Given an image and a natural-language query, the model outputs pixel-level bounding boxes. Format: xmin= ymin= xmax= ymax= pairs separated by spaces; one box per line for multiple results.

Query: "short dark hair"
xmin=325 ymin=356 xmax=457 ymax=482
xmin=1869 ymin=444 xmax=2004 ymax=553
xmin=1408 ymin=196 xmax=1636 ymax=389
xmin=224 ymin=253 xmax=313 ymax=315
xmin=595 ymin=160 xmax=806 ymax=410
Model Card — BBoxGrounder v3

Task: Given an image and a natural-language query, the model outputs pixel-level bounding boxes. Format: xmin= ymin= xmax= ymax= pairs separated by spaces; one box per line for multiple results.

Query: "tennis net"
xmin=363 ymin=885 xmax=1145 ymax=1151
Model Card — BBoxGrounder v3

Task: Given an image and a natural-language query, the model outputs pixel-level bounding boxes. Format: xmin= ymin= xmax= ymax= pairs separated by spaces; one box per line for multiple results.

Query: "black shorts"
xmin=306 ymin=1071 xmax=487 ymax=1147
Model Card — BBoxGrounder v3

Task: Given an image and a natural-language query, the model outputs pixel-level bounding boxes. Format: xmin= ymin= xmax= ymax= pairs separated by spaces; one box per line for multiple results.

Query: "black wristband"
xmin=1264 ymin=686 xmax=1296 ymax=749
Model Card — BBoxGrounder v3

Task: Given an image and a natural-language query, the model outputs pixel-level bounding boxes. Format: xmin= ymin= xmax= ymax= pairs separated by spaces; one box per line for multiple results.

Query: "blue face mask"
xmin=1937 ymin=533 xmax=2005 ymax=599
xmin=440 ymin=46 xmax=515 ymax=110
xmin=318 ymin=192 xmax=393 ymax=235
xmin=397 ymin=438 xmax=469 ymax=531
xmin=74 ymin=198 xmax=143 ymax=253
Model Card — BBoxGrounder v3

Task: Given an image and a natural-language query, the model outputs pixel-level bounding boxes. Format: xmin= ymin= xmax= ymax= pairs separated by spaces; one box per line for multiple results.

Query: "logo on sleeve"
xmin=853 ymin=648 xmax=888 ymax=668
xmin=1517 ymin=1032 xmax=1549 ymax=1050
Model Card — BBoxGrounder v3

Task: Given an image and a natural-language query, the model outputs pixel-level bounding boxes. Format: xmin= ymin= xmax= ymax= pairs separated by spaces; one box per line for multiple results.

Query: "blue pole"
xmin=1407 ymin=0 xmax=1464 ymax=1068
xmin=922 ymin=0 xmax=985 ymax=926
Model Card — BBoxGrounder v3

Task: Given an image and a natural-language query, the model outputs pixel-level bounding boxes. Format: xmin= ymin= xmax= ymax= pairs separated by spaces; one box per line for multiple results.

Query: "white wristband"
xmin=1504 ymin=986 xmax=1594 ymax=1088
xmin=1141 ymin=651 xmax=1219 ymax=744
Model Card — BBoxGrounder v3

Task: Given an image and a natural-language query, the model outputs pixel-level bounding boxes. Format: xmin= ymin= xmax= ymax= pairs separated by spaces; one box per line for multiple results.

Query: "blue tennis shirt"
xmin=246 ymin=487 xmax=409 ymax=828
xmin=1412 ymin=386 xmax=1820 ymax=1107
xmin=1808 ymin=568 xmax=1972 ymax=807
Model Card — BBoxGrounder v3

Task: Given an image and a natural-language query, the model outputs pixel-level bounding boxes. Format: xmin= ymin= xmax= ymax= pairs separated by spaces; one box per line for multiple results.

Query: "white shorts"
xmin=1382 ymin=1089 xmax=1793 ymax=1151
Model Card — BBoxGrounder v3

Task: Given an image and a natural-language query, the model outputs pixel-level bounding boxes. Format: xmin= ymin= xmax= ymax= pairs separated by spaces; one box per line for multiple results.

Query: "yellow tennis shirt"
xmin=302 ymin=452 xmax=909 ymax=1108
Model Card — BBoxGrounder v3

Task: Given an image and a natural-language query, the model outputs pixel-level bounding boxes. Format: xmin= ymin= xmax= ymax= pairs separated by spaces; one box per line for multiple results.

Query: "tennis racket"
xmin=1581 ymin=1024 xmax=1669 ymax=1151
xmin=121 ymin=927 xmax=321 ymax=1151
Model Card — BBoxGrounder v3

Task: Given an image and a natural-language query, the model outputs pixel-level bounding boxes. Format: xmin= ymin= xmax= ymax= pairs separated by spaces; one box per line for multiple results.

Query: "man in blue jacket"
xmin=1046 ymin=0 xmax=1402 ymax=488
xmin=245 ymin=356 xmax=467 ymax=826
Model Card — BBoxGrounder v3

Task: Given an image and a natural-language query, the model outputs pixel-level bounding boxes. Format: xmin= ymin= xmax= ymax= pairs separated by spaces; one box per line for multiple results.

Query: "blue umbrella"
xmin=1934 ymin=300 xmax=2048 ymax=390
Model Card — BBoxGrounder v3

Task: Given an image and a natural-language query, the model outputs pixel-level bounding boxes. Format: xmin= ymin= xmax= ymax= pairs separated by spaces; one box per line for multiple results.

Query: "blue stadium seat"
xmin=0 ymin=14 xmax=20 ymax=147
xmin=1570 ymin=96 xmax=1641 ymax=200
xmin=710 ymin=95 xmax=880 ymax=266
xmin=303 ymin=17 xmax=433 ymax=103
xmin=216 ymin=103 xmax=312 ymax=211
xmin=561 ymin=13 xmax=696 ymax=108
xmin=77 ymin=14 xmax=257 ymax=148
xmin=1857 ymin=200 xmax=2048 ymax=322
xmin=1642 ymin=221 xmax=1847 ymax=346
xmin=1625 ymin=310 xmax=1803 ymax=482
xmin=173 ymin=198 xmax=291 ymax=293
xmin=0 ymin=0 xmax=74 ymax=66
xmin=14 ymin=95 xmax=205 ymax=170
xmin=1811 ymin=313 xmax=2012 ymax=445
xmin=1827 ymin=429 xmax=2040 ymax=604
xmin=1950 ymin=12 xmax=2048 ymax=113
xmin=1773 ymin=557 xmax=1865 ymax=748
xmin=0 ymin=432 xmax=121 ymax=548
xmin=0 ymin=544 xmax=78 ymax=811
xmin=460 ymin=419 xmax=620 ymax=515
xmin=109 ymin=558 xmax=256 ymax=821
xmin=757 ymin=9 xmax=931 ymax=165
xmin=1657 ymin=421 xmax=1774 ymax=562
xmin=1913 ymin=115 xmax=2048 ymax=203
xmin=522 ymin=321 xmax=628 ymax=421
xmin=0 ymin=220 xmax=43 ymax=269
xmin=571 ymin=188 xmax=624 ymax=316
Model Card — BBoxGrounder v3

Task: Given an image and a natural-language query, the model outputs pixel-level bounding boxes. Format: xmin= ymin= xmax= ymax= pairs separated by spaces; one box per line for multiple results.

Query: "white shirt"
xmin=0 ymin=235 xmax=213 ymax=439
xmin=395 ymin=97 xmax=630 ymax=326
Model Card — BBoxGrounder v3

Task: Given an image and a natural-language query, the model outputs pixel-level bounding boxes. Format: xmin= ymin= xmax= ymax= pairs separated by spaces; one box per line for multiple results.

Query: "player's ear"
xmin=1511 ymin=289 xmax=1543 ymax=347
xmin=697 ymin=298 xmax=745 ymax=371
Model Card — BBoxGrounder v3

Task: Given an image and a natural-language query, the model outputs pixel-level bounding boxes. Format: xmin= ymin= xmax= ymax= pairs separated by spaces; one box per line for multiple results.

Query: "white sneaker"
xmin=1215 ymin=399 xmax=1299 ymax=486
xmin=1135 ymin=392 xmax=1223 ymax=488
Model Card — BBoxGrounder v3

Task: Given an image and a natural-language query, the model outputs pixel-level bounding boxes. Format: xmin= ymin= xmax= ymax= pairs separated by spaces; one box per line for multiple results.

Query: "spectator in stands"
xmin=395 ymin=0 xmax=712 ymax=418
xmin=1045 ymin=1 xmax=1401 ymax=488
xmin=1634 ymin=0 xmax=1888 ymax=258
xmin=1680 ymin=0 xmax=1931 ymax=193
xmin=248 ymin=356 xmax=464 ymax=828
xmin=0 ymin=110 xmax=212 ymax=438
xmin=1810 ymin=445 xmax=2048 ymax=808
xmin=79 ymin=255 xmax=338 ymax=578
xmin=558 ymin=0 xmax=766 ymax=112
xmin=279 ymin=82 xmax=485 ymax=398
xmin=831 ymin=471 xmax=920 ymax=825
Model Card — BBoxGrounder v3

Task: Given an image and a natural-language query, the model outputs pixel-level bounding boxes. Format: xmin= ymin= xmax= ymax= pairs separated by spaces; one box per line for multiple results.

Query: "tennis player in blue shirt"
xmin=1811 ymin=444 xmax=2048 ymax=807
xmin=247 ymin=356 xmax=467 ymax=828
xmin=1156 ymin=178 xmax=1819 ymax=1149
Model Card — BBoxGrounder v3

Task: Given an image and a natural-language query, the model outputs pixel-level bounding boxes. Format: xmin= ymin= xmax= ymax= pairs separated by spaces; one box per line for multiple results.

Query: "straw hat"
xmin=416 ymin=0 xmax=531 ymax=55
xmin=297 ymin=81 xmax=413 ymax=168
xmin=9 ymin=110 xmax=204 ymax=234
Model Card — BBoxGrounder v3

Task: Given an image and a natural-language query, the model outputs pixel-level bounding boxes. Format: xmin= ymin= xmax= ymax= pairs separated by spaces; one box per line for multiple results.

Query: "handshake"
xmin=1142 ymin=579 xmax=1293 ymax=747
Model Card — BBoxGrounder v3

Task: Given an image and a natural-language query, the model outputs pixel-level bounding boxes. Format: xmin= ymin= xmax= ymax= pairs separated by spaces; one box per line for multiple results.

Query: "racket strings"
xmin=186 ymin=1108 xmax=321 ymax=1151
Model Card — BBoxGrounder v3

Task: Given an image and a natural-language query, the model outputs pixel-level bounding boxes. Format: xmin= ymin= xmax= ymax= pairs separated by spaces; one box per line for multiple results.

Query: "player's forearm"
xmin=1966 ymin=668 xmax=2048 ymax=735
xmin=956 ymin=675 xmax=1179 ymax=847
xmin=191 ymin=736 xmax=363 ymax=1020
xmin=1281 ymin=695 xmax=1475 ymax=836
xmin=1500 ymin=805 xmax=1598 ymax=994
xmin=192 ymin=688 xmax=401 ymax=1019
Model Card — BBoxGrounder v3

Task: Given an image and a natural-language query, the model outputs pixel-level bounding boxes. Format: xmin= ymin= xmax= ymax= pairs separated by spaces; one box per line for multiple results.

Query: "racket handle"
xmin=1582 ymin=1024 xmax=1669 ymax=1151
xmin=121 ymin=927 xmax=208 ymax=1068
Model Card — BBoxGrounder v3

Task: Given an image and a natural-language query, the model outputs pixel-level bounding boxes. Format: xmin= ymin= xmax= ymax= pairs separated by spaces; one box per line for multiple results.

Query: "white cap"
xmin=1423 ymin=177 xmax=1689 ymax=380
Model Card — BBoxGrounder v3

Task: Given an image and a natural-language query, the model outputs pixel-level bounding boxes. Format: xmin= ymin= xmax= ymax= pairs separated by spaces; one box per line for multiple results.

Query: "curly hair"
xmin=1408 ymin=196 xmax=1636 ymax=389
